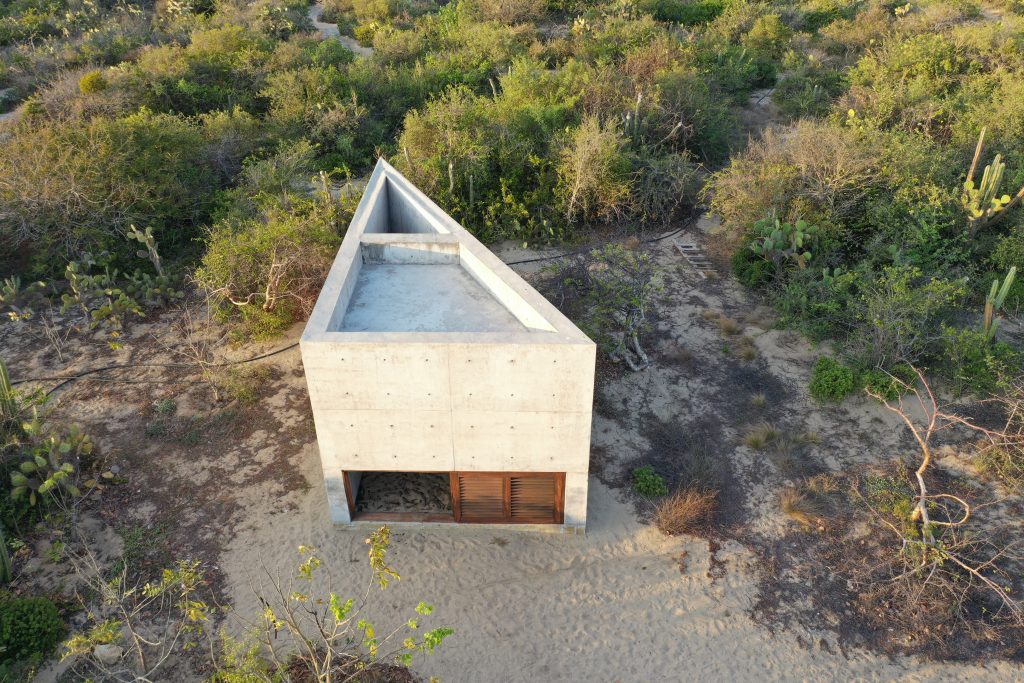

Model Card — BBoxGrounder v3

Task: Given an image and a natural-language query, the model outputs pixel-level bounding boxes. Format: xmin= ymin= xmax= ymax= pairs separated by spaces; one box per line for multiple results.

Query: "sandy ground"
xmin=5 ymin=230 xmax=1022 ymax=682
xmin=217 ymin=464 xmax=1021 ymax=683
xmin=308 ymin=2 xmax=374 ymax=57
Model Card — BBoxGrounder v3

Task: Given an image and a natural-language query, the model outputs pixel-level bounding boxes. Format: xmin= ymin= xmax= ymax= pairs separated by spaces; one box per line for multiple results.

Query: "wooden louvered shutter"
xmin=456 ymin=474 xmax=505 ymax=522
xmin=509 ymin=475 xmax=558 ymax=523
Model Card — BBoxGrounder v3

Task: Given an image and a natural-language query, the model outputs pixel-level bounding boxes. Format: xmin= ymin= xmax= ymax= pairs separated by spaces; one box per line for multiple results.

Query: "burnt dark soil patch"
xmin=752 ymin=464 xmax=1024 ymax=663
xmin=636 ymin=415 xmax=747 ymax=532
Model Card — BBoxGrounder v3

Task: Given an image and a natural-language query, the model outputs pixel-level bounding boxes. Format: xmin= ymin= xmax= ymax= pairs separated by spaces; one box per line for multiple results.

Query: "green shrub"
xmin=78 ymin=70 xmax=108 ymax=95
xmin=0 ymin=597 xmax=64 ymax=664
xmin=809 ymin=356 xmax=856 ymax=403
xmin=653 ymin=67 xmax=738 ymax=163
xmin=861 ymin=364 xmax=915 ymax=402
xmin=731 ymin=247 xmax=775 ymax=288
xmin=939 ymin=326 xmax=1020 ymax=396
xmin=197 ymin=200 xmax=342 ymax=327
xmin=0 ymin=109 xmax=219 ymax=270
xmin=772 ymin=66 xmax=846 ymax=119
xmin=638 ymin=0 xmax=725 ymax=26
xmin=974 ymin=445 xmax=1024 ymax=494
xmin=742 ymin=14 xmax=792 ymax=60
xmin=863 ymin=475 xmax=915 ymax=525
xmin=632 ymin=464 xmax=668 ymax=497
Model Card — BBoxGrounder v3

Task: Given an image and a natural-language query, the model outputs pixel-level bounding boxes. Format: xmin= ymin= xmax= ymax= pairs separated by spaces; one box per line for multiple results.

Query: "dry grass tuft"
xmin=798 ymin=430 xmax=823 ymax=445
xmin=779 ymin=488 xmax=827 ymax=528
xmin=737 ymin=337 xmax=757 ymax=360
xmin=743 ymin=423 xmax=779 ymax=449
xmin=654 ymin=488 xmax=718 ymax=536
xmin=664 ymin=345 xmax=694 ymax=365
xmin=701 ymin=309 xmax=744 ymax=337
xmin=717 ymin=316 xmax=743 ymax=336
xmin=750 ymin=392 xmax=767 ymax=409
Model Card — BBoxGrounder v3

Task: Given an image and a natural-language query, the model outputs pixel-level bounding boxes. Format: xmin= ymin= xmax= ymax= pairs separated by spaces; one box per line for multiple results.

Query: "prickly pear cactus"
xmin=127 ymin=224 xmax=164 ymax=277
xmin=749 ymin=217 xmax=817 ymax=269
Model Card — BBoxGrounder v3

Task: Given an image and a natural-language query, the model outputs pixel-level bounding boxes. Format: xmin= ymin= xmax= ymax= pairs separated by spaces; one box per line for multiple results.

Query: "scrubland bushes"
xmin=0 ymin=0 xmax=1020 ymax=375
xmin=712 ymin=3 xmax=1024 ymax=397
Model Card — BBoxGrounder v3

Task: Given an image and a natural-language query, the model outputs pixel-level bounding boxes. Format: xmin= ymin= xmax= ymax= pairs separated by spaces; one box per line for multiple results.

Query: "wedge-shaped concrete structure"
xmin=301 ymin=159 xmax=596 ymax=532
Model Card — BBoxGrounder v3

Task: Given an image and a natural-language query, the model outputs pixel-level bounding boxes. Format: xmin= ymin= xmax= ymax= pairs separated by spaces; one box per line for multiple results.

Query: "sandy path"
xmin=307 ymin=2 xmax=373 ymax=57
xmin=0 ymin=87 xmax=17 ymax=122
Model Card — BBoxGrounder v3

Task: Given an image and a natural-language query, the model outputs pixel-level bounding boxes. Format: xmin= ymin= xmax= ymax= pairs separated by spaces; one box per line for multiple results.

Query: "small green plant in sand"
xmin=632 ymin=465 xmax=668 ymax=497
xmin=211 ymin=526 xmax=453 ymax=680
xmin=809 ymin=356 xmax=856 ymax=402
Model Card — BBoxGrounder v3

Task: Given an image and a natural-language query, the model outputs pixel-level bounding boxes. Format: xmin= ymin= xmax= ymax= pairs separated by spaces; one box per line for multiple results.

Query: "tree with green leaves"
xmin=212 ymin=526 xmax=453 ymax=682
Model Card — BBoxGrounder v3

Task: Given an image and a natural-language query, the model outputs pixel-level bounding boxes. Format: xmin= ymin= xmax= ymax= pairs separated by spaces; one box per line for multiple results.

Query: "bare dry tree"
xmin=857 ymin=367 xmax=1024 ymax=638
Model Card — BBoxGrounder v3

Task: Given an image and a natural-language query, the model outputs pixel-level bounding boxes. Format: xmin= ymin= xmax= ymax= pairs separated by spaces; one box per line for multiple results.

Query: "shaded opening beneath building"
xmin=349 ymin=471 xmax=454 ymax=522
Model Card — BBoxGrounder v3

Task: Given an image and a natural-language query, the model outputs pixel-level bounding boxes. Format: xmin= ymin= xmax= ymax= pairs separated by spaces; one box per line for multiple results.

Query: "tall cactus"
xmin=983 ymin=266 xmax=1017 ymax=341
xmin=0 ymin=523 xmax=10 ymax=585
xmin=962 ymin=128 xmax=1024 ymax=237
xmin=0 ymin=357 xmax=17 ymax=435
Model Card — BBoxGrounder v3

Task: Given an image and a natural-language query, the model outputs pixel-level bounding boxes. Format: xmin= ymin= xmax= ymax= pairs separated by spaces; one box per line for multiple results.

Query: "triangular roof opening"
xmin=303 ymin=159 xmax=592 ymax=342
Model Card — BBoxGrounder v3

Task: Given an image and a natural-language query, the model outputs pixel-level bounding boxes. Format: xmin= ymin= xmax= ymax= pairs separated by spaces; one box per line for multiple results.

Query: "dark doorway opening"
xmin=347 ymin=472 xmax=454 ymax=522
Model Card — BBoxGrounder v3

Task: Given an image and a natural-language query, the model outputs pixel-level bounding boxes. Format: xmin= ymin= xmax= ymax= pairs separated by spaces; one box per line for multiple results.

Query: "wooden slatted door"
xmin=456 ymin=473 xmax=505 ymax=522
xmin=453 ymin=473 xmax=563 ymax=524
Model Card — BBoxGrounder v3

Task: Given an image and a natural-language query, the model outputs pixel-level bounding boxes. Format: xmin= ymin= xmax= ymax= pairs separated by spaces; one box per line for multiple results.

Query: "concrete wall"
xmin=301 ymin=340 xmax=595 ymax=529
xmin=303 ymin=158 xmax=596 ymax=532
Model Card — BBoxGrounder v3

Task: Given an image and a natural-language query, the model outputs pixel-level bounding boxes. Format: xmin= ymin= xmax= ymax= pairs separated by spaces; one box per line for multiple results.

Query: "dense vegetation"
xmin=2 ymin=0 xmax=1020 ymax=366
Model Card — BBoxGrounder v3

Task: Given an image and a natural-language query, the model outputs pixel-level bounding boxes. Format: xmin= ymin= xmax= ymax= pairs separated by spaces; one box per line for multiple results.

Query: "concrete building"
xmin=301 ymin=159 xmax=596 ymax=532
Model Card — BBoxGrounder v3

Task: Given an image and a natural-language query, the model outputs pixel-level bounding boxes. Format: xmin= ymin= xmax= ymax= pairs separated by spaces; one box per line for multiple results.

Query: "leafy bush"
xmin=861 ymin=364 xmax=916 ymax=402
xmin=849 ymin=266 xmax=965 ymax=366
xmin=197 ymin=200 xmax=343 ymax=330
xmin=731 ymin=246 xmax=775 ymax=288
xmin=632 ymin=464 xmax=668 ymax=497
xmin=0 ymin=108 xmax=220 ymax=270
xmin=939 ymin=326 xmax=1020 ymax=396
xmin=809 ymin=356 xmax=856 ymax=402
xmin=0 ymin=597 xmax=64 ymax=664
xmin=638 ymin=0 xmax=725 ymax=26
xmin=78 ymin=69 xmax=108 ymax=94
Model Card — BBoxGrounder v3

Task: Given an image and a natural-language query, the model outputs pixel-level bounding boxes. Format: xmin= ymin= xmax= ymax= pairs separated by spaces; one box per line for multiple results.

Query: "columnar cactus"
xmin=962 ymin=128 xmax=1024 ymax=236
xmin=983 ymin=266 xmax=1017 ymax=341
xmin=0 ymin=357 xmax=16 ymax=431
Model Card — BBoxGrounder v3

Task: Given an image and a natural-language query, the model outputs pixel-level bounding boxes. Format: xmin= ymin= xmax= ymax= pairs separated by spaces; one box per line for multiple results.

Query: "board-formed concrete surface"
xmin=301 ymin=159 xmax=596 ymax=532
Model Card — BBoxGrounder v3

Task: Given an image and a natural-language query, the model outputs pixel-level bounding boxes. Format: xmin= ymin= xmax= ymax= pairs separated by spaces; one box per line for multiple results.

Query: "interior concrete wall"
xmin=301 ymin=340 xmax=595 ymax=529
